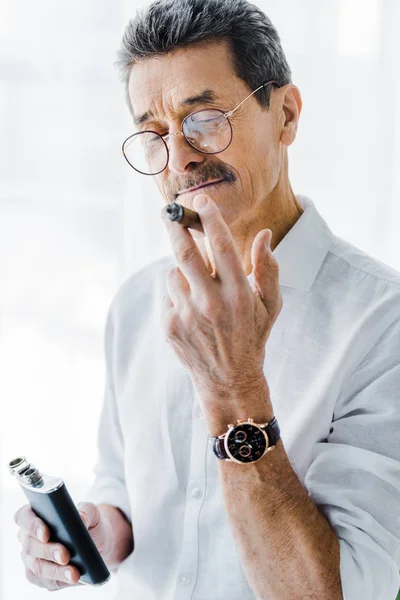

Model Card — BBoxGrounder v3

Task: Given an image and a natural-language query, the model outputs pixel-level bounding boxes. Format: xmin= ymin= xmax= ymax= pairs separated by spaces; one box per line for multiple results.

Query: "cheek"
xmin=257 ymin=143 xmax=277 ymax=178
xmin=250 ymin=125 xmax=280 ymax=183
xmin=230 ymin=134 xmax=277 ymax=190
xmin=230 ymin=120 xmax=275 ymax=173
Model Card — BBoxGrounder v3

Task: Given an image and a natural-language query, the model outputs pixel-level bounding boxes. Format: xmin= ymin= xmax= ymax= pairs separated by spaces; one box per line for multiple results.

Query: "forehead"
xmin=128 ymin=40 xmax=241 ymax=123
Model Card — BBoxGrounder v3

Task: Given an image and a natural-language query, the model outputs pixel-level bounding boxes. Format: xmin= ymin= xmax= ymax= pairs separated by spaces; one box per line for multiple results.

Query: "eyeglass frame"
xmin=121 ymin=80 xmax=280 ymax=175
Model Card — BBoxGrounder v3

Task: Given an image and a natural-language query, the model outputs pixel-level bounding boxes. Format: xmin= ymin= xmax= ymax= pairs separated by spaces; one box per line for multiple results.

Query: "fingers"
xmin=162 ymin=208 xmax=211 ymax=292
xmin=14 ymin=504 xmax=50 ymax=543
xmin=76 ymin=502 xmax=101 ymax=529
xmin=192 ymin=194 xmax=246 ymax=289
xmin=23 ymin=553 xmax=80 ymax=586
xmin=17 ymin=529 xmax=70 ymax=565
xmin=25 ymin=567 xmax=71 ymax=591
xmin=251 ymin=229 xmax=282 ymax=318
xmin=165 ymin=266 xmax=191 ymax=307
xmin=14 ymin=503 xmax=82 ymax=590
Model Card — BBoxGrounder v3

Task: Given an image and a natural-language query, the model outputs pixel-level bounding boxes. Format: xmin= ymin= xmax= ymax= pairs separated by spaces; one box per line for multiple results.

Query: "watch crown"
xmin=248 ymin=418 xmax=254 ymax=422
xmin=227 ymin=423 xmax=234 ymax=429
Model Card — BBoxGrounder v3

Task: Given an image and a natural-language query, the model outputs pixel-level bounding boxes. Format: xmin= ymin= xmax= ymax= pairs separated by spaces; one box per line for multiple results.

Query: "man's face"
xmin=128 ymin=40 xmax=285 ymax=233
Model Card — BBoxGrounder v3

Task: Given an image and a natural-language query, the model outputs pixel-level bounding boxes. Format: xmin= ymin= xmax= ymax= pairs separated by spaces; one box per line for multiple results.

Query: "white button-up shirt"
xmin=85 ymin=195 xmax=400 ymax=600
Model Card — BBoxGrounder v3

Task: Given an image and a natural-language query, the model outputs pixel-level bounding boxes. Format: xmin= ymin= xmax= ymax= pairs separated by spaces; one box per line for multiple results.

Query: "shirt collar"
xmin=270 ymin=195 xmax=334 ymax=292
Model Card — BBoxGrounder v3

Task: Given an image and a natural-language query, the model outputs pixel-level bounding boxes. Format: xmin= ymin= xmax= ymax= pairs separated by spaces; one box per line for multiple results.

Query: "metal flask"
xmin=9 ymin=456 xmax=111 ymax=586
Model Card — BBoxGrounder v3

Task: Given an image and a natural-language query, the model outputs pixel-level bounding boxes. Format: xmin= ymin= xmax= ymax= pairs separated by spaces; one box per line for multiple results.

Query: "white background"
xmin=1 ymin=0 xmax=399 ymax=598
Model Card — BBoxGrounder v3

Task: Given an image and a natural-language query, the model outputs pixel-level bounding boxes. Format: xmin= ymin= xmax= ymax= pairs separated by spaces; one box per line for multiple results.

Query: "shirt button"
xmin=179 ymin=574 xmax=191 ymax=585
xmin=191 ymin=487 xmax=202 ymax=499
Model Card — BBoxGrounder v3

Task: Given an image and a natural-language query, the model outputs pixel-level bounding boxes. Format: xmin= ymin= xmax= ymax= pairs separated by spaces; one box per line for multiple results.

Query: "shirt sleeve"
xmin=303 ymin=315 xmax=400 ymax=600
xmin=84 ymin=297 xmax=131 ymax=524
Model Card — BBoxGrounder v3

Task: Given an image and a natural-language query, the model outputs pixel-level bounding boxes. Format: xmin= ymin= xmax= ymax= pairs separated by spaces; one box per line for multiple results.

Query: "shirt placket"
xmin=173 ymin=387 xmax=209 ymax=599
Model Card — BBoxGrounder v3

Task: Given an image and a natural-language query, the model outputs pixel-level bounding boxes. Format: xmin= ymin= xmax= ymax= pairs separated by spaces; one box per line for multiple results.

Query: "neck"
xmin=196 ymin=176 xmax=303 ymax=278
xmin=233 ymin=179 xmax=303 ymax=276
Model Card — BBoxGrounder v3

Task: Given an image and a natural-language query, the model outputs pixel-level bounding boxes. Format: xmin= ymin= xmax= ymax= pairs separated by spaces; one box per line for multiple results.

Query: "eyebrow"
xmin=132 ymin=89 xmax=219 ymax=126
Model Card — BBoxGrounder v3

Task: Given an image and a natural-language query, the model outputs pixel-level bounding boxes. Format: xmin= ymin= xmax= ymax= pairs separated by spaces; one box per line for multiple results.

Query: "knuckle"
xmin=252 ymin=264 xmax=264 ymax=280
xmin=25 ymin=566 xmax=36 ymax=584
xmin=181 ymin=306 xmax=196 ymax=330
xmin=213 ymin=233 xmax=231 ymax=253
xmin=77 ymin=501 xmax=94 ymax=520
xmin=52 ymin=579 xmax=66 ymax=590
xmin=31 ymin=557 xmax=42 ymax=577
xmin=23 ymin=535 xmax=33 ymax=555
xmin=50 ymin=564 xmax=64 ymax=583
xmin=17 ymin=528 xmax=25 ymax=545
xmin=201 ymin=297 xmax=220 ymax=320
xmin=164 ymin=313 xmax=179 ymax=338
xmin=175 ymin=242 xmax=197 ymax=264
xmin=268 ymin=254 xmax=280 ymax=272
xmin=167 ymin=266 xmax=179 ymax=279
xmin=235 ymin=285 xmax=250 ymax=305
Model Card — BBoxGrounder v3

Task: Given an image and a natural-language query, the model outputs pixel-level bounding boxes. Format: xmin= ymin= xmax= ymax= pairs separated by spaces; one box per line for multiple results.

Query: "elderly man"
xmin=14 ymin=0 xmax=400 ymax=598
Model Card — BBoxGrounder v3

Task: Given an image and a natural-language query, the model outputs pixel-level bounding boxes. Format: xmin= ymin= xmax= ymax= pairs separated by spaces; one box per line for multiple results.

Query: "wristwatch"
xmin=211 ymin=417 xmax=281 ymax=463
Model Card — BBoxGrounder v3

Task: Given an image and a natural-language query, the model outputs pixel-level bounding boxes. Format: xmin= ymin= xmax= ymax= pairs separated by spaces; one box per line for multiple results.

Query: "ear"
xmin=280 ymin=85 xmax=303 ymax=147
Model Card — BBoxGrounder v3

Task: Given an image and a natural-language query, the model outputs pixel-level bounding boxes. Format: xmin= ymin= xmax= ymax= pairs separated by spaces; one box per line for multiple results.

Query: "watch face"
xmin=226 ymin=424 xmax=268 ymax=463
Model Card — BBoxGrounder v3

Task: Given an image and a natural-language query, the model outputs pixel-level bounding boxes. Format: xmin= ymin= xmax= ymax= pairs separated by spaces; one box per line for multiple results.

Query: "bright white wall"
xmin=1 ymin=1 xmax=399 ymax=598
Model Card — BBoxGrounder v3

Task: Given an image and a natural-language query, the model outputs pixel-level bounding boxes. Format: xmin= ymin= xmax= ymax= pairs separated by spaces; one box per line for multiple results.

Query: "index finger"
xmin=193 ymin=194 xmax=246 ymax=288
xmin=14 ymin=505 xmax=51 ymax=542
xmin=161 ymin=204 xmax=211 ymax=290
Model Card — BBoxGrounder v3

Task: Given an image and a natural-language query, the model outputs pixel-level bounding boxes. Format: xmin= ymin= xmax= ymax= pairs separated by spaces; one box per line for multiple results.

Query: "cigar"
xmin=162 ymin=202 xmax=204 ymax=234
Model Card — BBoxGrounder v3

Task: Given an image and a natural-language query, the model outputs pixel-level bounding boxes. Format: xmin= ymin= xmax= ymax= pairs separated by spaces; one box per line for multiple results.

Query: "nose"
xmin=166 ymin=131 xmax=205 ymax=175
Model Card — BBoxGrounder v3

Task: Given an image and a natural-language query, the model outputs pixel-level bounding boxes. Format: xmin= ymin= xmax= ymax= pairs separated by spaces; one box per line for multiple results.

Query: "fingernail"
xmin=37 ymin=528 xmax=46 ymax=542
xmin=194 ymin=195 xmax=208 ymax=209
xmin=64 ymin=569 xmax=73 ymax=581
xmin=53 ymin=551 xmax=62 ymax=564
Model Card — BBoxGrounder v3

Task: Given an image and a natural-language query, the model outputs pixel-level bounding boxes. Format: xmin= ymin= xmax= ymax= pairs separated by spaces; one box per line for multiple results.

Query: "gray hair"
xmin=115 ymin=0 xmax=292 ymax=115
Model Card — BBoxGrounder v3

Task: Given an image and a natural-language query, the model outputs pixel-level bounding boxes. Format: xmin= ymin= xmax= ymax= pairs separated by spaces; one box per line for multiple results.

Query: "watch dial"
xmin=226 ymin=424 xmax=267 ymax=463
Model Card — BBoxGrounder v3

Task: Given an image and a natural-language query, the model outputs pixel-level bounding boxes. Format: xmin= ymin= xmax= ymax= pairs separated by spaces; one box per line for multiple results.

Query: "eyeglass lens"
xmin=123 ymin=109 xmax=232 ymax=175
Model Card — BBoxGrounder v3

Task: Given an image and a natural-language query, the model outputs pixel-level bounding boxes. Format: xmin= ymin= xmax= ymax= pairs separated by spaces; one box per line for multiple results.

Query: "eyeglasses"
xmin=121 ymin=80 xmax=279 ymax=175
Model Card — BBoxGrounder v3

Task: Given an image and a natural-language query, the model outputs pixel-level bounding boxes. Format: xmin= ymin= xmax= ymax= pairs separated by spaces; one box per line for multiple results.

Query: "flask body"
xmin=9 ymin=457 xmax=110 ymax=586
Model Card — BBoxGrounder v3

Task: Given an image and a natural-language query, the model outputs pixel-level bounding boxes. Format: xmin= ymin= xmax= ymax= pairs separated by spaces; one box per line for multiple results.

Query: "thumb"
xmin=76 ymin=502 xmax=100 ymax=529
xmin=251 ymin=229 xmax=281 ymax=315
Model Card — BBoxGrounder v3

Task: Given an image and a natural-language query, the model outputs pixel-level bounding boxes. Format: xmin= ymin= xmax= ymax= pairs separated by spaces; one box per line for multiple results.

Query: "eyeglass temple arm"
xmin=224 ymin=80 xmax=278 ymax=118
